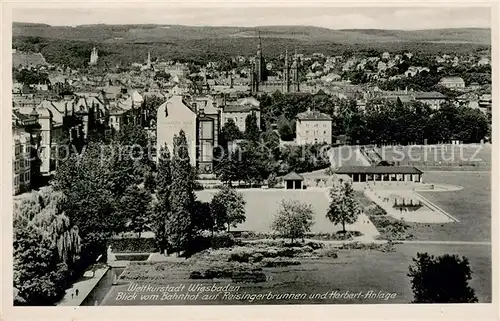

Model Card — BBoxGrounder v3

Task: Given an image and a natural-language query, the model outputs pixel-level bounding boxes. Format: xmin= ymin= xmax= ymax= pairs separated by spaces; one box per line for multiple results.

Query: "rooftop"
xmin=414 ymin=91 xmax=447 ymax=99
xmin=335 ymin=166 xmax=423 ymax=175
xmin=440 ymin=76 xmax=464 ymax=82
xmin=13 ymin=52 xmax=48 ymax=69
xmin=297 ymin=109 xmax=332 ymax=121
xmin=282 ymin=171 xmax=304 ymax=181
xmin=223 ymin=97 xmax=260 ymax=113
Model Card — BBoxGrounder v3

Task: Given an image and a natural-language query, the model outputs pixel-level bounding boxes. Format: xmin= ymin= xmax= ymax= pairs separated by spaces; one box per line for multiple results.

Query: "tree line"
xmin=257 ymin=92 xmax=490 ymax=145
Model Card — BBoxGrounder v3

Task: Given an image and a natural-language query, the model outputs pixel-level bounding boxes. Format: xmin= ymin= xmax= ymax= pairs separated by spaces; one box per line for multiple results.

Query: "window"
xmin=15 ymin=160 xmax=20 ymax=172
xmin=314 ymin=124 xmax=318 ymax=128
xmin=324 ymin=131 xmax=327 ymax=135
xmin=201 ymin=121 xmax=213 ymax=140
xmin=201 ymin=141 xmax=213 ymax=162
xmin=25 ymin=172 xmax=30 ymax=182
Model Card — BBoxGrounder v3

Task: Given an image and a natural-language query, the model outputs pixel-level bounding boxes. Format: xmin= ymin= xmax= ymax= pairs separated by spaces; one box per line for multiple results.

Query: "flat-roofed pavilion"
xmin=335 ymin=166 xmax=423 ymax=183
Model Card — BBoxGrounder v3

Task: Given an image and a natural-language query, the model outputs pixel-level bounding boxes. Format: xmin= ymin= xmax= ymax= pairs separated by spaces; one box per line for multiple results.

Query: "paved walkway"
xmin=364 ymin=189 xmax=457 ymax=223
xmin=243 ymin=238 xmax=491 ymax=246
xmin=57 ymin=267 xmax=109 ymax=306
xmin=397 ymin=240 xmax=491 ymax=246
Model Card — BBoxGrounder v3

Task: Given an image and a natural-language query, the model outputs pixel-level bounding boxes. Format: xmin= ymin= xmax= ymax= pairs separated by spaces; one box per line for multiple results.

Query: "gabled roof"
xmin=282 ymin=171 xmax=304 ymax=181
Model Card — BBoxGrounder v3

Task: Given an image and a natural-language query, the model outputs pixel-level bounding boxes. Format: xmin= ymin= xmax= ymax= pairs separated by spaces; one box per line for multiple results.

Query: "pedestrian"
xmin=76 ymin=289 xmax=79 ymax=297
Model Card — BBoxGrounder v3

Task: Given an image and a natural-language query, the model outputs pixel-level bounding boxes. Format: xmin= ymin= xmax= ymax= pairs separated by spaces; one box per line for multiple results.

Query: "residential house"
xmin=479 ymin=94 xmax=492 ymax=116
xmin=405 ymin=66 xmax=430 ymax=77
xmin=414 ymin=92 xmax=447 ymax=110
xmin=477 ymin=57 xmax=490 ymax=66
xmin=156 ymin=95 xmax=197 ymax=167
xmin=221 ymin=97 xmax=261 ymax=133
xmin=456 ymin=93 xmax=479 ymax=109
xmin=439 ymin=77 xmax=465 ymax=89
xmin=296 ymin=108 xmax=332 ymax=145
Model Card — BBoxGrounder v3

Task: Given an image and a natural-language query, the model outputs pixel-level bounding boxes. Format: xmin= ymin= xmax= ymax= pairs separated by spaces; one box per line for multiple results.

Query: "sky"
xmin=13 ymin=6 xmax=491 ymax=30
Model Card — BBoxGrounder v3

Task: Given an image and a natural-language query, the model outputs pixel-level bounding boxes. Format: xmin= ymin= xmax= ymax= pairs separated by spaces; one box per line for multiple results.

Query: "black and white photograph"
xmin=2 ymin=2 xmax=498 ymax=319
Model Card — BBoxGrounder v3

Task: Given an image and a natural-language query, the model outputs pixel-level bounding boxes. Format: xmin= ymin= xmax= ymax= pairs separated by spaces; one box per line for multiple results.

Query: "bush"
xmin=318 ymin=248 xmax=339 ymax=258
xmin=365 ymin=204 xmax=387 ymax=216
xmin=109 ymin=237 xmax=156 ymax=253
xmin=211 ymin=233 xmax=237 ymax=249
xmin=186 ymin=233 xmax=238 ymax=256
xmin=261 ymin=258 xmax=301 ymax=267
xmin=189 ymin=263 xmax=266 ymax=283
xmin=370 ymin=216 xmax=413 ymax=240
xmin=305 ymin=241 xmax=323 ymax=250
xmin=340 ymin=242 xmax=395 ymax=252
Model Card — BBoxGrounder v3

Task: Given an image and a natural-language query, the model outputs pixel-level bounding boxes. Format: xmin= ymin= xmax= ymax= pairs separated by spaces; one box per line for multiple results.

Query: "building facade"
xmin=439 ymin=76 xmax=465 ymax=89
xmin=12 ymin=131 xmax=32 ymax=195
xmin=156 ymin=95 xmax=198 ymax=167
xmin=221 ymin=97 xmax=261 ymax=133
xmin=414 ymin=92 xmax=447 ymax=110
xmin=192 ymin=96 xmax=220 ymax=174
xmin=296 ymin=108 xmax=332 ymax=145
xmin=89 ymin=47 xmax=98 ymax=65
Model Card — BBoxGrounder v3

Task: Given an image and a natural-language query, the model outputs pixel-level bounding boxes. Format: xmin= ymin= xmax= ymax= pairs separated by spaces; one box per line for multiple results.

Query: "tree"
xmin=326 ymin=181 xmax=361 ymax=233
xmin=244 ymin=112 xmax=260 ymax=142
xmin=118 ymin=185 xmax=152 ymax=237
xmin=408 ymin=252 xmax=478 ymax=303
xmin=271 ymin=199 xmax=315 ymax=243
xmin=192 ymin=200 xmax=214 ymax=234
xmin=141 ymin=95 xmax=166 ymax=128
xmin=152 ymin=145 xmax=172 ymax=253
xmin=210 ymin=185 xmax=246 ymax=232
xmin=13 ymin=188 xmax=82 ymax=306
xmin=214 ymin=156 xmax=241 ymax=186
xmin=14 ymin=224 xmax=69 ymax=305
xmin=53 ymin=142 xmax=120 ymax=263
xmin=168 ymin=130 xmax=196 ymax=254
xmin=267 ymin=173 xmax=279 ymax=188
xmin=220 ymin=118 xmax=242 ymax=147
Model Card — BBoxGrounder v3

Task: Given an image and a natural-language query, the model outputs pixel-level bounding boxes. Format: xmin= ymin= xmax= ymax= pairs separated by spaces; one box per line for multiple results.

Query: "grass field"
xmin=196 ymin=190 xmax=340 ymax=234
xmin=413 ymin=171 xmax=491 ymax=242
xmin=101 ymin=243 xmax=491 ymax=305
xmin=376 ymin=144 xmax=491 ymax=170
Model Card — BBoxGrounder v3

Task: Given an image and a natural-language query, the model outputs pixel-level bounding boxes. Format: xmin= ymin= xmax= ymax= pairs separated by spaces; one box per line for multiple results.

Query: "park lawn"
xmin=196 ymin=189 xmax=340 ymax=234
xmin=377 ymin=144 xmax=491 ymax=170
xmin=412 ymin=171 xmax=491 ymax=242
xmin=101 ymin=243 xmax=491 ymax=305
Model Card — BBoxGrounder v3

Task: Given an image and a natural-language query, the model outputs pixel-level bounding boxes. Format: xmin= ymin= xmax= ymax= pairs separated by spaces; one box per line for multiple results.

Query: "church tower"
xmin=283 ymin=49 xmax=290 ymax=93
xmin=290 ymin=50 xmax=300 ymax=92
xmin=250 ymin=56 xmax=257 ymax=94
xmin=147 ymin=51 xmax=151 ymax=69
xmin=89 ymin=47 xmax=98 ymax=65
xmin=255 ymin=32 xmax=267 ymax=82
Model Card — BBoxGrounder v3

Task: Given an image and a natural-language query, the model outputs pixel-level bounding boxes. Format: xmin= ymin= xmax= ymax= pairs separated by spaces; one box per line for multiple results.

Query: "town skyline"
xmin=13 ymin=7 xmax=490 ymax=30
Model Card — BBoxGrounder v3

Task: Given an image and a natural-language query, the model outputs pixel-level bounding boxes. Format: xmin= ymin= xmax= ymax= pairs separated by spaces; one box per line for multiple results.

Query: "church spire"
xmin=257 ymin=31 xmax=262 ymax=57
